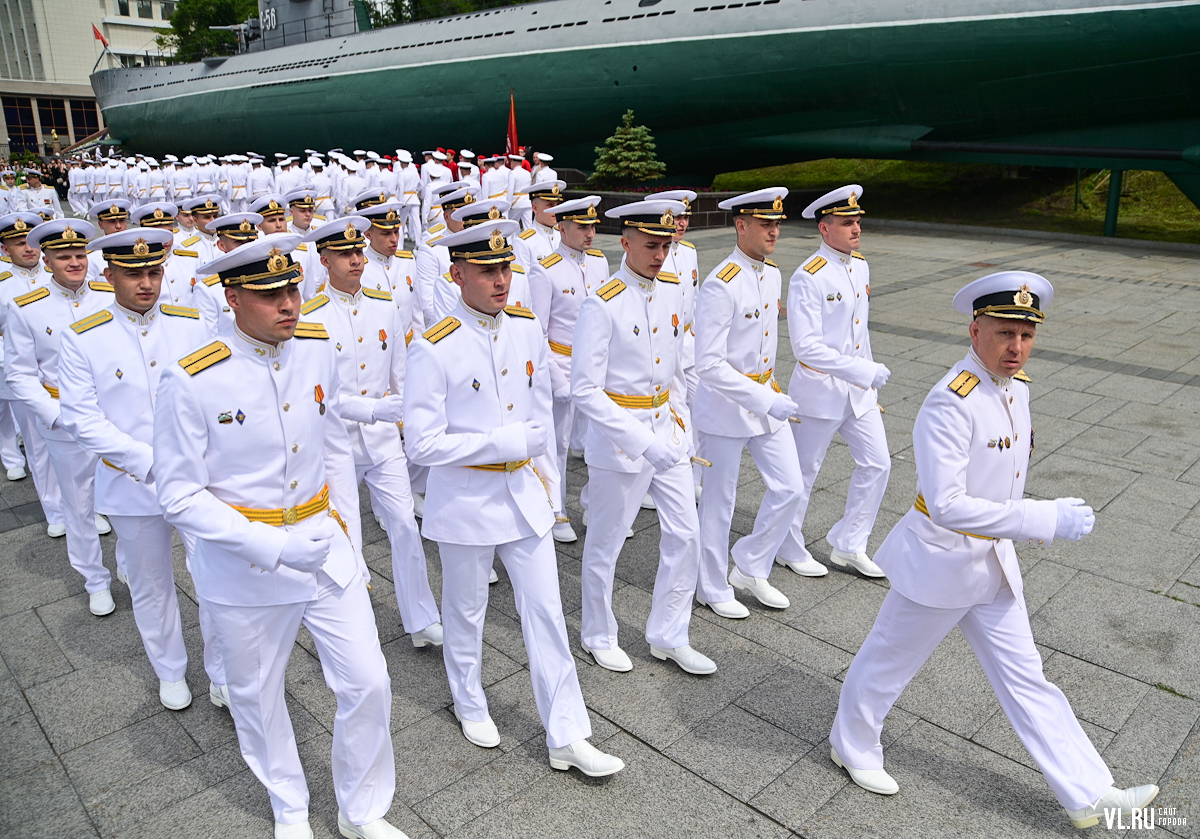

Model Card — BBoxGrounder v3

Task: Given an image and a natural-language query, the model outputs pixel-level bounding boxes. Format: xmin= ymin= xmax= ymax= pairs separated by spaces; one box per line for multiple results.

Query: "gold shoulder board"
xmin=678 ymin=240 xmax=695 ymax=250
xmin=510 ymin=263 xmax=526 ymax=274
xmin=181 ymin=235 xmax=200 ymax=246
xmin=425 ymin=235 xmax=444 ymax=245
xmin=159 ymin=304 xmax=199 ymax=319
xmin=295 ymin=243 xmax=308 ymax=252
xmin=716 ymin=263 xmax=741 ymax=283
xmin=442 ymin=272 xmax=454 ymax=283
xmin=427 ymin=223 xmax=445 ymax=234
xmin=765 ymin=258 xmax=778 ymax=268
xmin=1014 ymin=369 xmax=1032 ymax=383
xmin=396 ymin=250 xmax=414 ymax=259
xmin=173 ymin=249 xmax=198 ymax=258
xmin=180 ymin=340 xmax=230 ymax=375
xmin=362 ymin=287 xmax=393 ymax=302
xmin=423 ymin=316 xmax=461 ymax=343
xmin=70 ymin=310 xmax=113 ymax=334
xmin=803 ymin=256 xmax=827 ymax=274
xmin=293 ymin=321 xmax=329 ymax=339
xmin=15 ymin=287 xmax=49 ymax=307
xmin=657 ymin=270 xmax=680 ymax=284
xmin=504 ymin=305 xmax=535 ymax=319
xmin=300 ymin=294 xmax=328 ymax=315
xmin=597 ymin=278 xmax=626 ymax=301
xmin=539 ymin=253 xmax=563 ymax=268
xmin=851 ymin=250 xmax=866 ymax=260
xmin=44 ymin=265 xmax=52 ymax=273
xmin=0 ymin=271 xmax=11 ymax=281
xmin=89 ymin=281 xmax=114 ymax=293
xmin=585 ymin=248 xmax=605 ymax=258
xmin=948 ymin=371 xmax=980 ymax=398
xmin=1 ymin=255 xmax=11 ymax=263
xmin=201 ymin=274 xmax=221 ymax=287
xmin=518 ymin=227 xmax=536 ymax=240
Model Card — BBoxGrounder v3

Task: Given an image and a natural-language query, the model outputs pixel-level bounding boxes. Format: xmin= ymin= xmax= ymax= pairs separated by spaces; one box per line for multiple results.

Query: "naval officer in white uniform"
xmin=571 ymin=200 xmax=717 ymax=676
xmin=693 ymin=188 xmax=809 ymax=620
xmin=828 ymin=271 xmax=1159 ymax=829
xmin=778 ymin=185 xmax=891 ymax=579
xmin=404 ymin=219 xmax=623 ymax=778
xmin=153 ymin=236 xmax=405 ymax=839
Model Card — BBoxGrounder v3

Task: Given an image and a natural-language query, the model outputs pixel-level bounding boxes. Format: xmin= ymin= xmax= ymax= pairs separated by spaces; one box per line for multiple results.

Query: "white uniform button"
xmin=507 ymin=403 xmax=513 ymax=411
xmin=274 ymin=362 xmax=281 ymax=371
xmin=283 ymin=403 xmax=290 ymax=411
xmin=150 ymin=360 xmax=156 ymax=367
xmin=290 ymin=480 xmax=298 ymax=488
xmin=291 ymin=444 xmax=299 ymax=452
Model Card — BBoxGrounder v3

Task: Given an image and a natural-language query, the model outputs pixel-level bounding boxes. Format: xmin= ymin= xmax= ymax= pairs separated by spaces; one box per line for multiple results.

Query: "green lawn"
xmin=712 ymin=160 xmax=1200 ymax=244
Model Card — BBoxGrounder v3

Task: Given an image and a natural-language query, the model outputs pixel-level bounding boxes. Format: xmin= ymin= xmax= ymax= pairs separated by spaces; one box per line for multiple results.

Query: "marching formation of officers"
xmin=0 ymin=147 xmax=1159 ymax=837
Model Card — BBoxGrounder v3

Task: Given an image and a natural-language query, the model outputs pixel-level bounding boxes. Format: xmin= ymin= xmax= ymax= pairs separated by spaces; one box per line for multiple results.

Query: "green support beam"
xmin=1104 ymin=170 xmax=1123 ymax=237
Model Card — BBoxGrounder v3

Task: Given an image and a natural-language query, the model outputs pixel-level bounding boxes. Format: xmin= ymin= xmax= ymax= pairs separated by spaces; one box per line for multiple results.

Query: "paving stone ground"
xmin=2 ymin=222 xmax=1199 ymax=839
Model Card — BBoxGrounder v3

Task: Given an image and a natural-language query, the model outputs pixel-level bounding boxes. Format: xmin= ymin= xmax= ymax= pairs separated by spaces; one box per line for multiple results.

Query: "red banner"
xmin=505 ymin=90 xmax=518 ymax=158
xmin=92 ymin=23 xmax=109 ymax=47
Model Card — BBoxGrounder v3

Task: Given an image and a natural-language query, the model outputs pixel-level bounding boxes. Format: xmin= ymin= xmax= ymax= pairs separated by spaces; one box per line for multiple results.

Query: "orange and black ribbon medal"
xmin=379 ymin=328 xmax=387 ymax=351
xmin=314 ymin=383 xmax=326 ymax=415
xmin=526 ymin=360 xmax=534 ymax=388
xmin=672 ymin=313 xmax=680 ymax=337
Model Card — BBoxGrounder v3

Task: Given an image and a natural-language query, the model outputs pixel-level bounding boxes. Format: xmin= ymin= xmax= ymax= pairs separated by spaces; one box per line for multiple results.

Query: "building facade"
xmin=1 ymin=0 xmax=178 ymax=157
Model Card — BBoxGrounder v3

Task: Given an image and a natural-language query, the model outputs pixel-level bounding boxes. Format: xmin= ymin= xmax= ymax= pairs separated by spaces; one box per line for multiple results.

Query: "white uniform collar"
xmin=328 ymin=283 xmax=362 ymax=305
xmin=734 ymin=245 xmax=766 ymax=273
xmin=967 ymin=348 xmax=1012 ymax=391
xmin=114 ymin=301 xmax=157 ymax=327
xmin=818 ymin=240 xmax=853 ymax=265
xmin=559 ymin=241 xmax=584 ymax=261
xmin=234 ymin=324 xmax=282 ymax=359
xmin=461 ymin=300 xmax=504 ymax=333
xmin=50 ymin=277 xmax=88 ymax=300
xmin=621 ymin=258 xmax=656 ymax=291
xmin=534 ymin=220 xmax=556 ymax=237
xmin=10 ymin=261 xmax=42 ymax=279
xmin=198 ymin=229 xmax=216 ymax=243
xmin=365 ymin=243 xmax=391 ymax=266
xmin=288 ymin=221 xmax=311 ymax=235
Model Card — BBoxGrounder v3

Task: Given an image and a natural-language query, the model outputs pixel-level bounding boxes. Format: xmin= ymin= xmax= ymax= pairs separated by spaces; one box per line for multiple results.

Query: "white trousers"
xmin=685 ymin=364 xmax=701 ymax=487
xmin=830 ymin=582 xmax=1113 ymax=811
xmin=696 ymin=426 xmax=803 ymax=603
xmin=355 ymin=455 xmax=440 ymax=634
xmin=510 ymin=206 xmax=532 ymax=230
xmin=779 ymin=403 xmax=890 ymax=558
xmin=42 ymin=436 xmax=106 ymax=593
xmin=182 ymin=530 xmax=226 ymax=689
xmin=439 ymin=533 xmax=591 ymax=749
xmin=110 ymin=515 xmax=187 ymax=682
xmin=0 ymin=399 xmax=24 ymax=471
xmin=206 ymin=578 xmax=394 ymax=825
xmin=399 ymin=205 xmax=421 ymax=248
xmin=581 ymin=460 xmax=699 ymax=651
xmin=552 ymin=396 xmax=576 ymax=514
xmin=10 ymin=401 xmax=63 ymax=526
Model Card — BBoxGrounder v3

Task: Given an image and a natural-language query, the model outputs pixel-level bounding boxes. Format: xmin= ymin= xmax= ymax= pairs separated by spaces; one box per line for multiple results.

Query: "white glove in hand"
xmin=767 ymin=393 xmax=799 ymax=420
xmin=523 ymin=421 xmax=549 ymax=458
xmin=552 ymin=384 xmax=572 ymax=402
xmin=278 ymin=526 xmax=333 ymax=573
xmin=372 ymin=394 xmax=404 ymax=424
xmin=1053 ymin=497 xmax=1095 ymax=541
xmin=644 ymin=438 xmax=681 ymax=473
xmin=872 ymin=364 xmax=892 ymax=390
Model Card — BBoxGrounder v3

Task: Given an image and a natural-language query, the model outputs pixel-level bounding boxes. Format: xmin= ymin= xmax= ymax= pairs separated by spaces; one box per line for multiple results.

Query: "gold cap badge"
xmin=587 ymin=204 xmax=597 ymax=218
xmin=133 ymin=238 xmax=149 ymax=256
xmin=488 ymin=206 xmax=501 ymax=220
xmin=772 ymin=195 xmax=784 ymax=212
xmin=153 ymin=208 xmax=164 ymax=219
xmin=660 ymin=210 xmax=674 ymax=227
xmin=1015 ymin=284 xmax=1033 ymax=306
xmin=847 ymin=192 xmax=858 ymax=208
xmin=489 ymin=230 xmax=506 ymax=252
xmin=266 ymin=247 xmax=287 ymax=272
xmin=238 ymin=219 xmax=252 ymax=232
xmin=345 ymin=224 xmax=359 ymax=241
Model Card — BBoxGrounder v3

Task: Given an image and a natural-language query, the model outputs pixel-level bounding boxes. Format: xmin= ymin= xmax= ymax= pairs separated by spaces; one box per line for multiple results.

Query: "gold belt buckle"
xmin=283 ymin=506 xmax=299 ymax=525
xmin=505 ymin=460 xmax=522 ymax=472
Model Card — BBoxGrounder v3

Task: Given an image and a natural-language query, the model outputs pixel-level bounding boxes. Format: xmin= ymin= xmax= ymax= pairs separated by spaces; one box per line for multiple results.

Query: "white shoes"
xmin=88 ymin=589 xmax=115 ymax=616
xmin=697 ymin=597 xmax=749 ymax=620
xmin=582 ymin=644 xmax=633 ymax=672
xmin=548 ymin=739 xmax=625 ymax=777
xmin=411 ymin=622 xmax=443 ymax=648
xmin=650 ymin=644 xmax=717 ymax=675
xmin=828 ymin=548 xmax=885 ymax=578
xmin=581 ymin=509 xmax=633 ymax=538
xmin=729 ymin=567 xmax=790 ymax=609
xmin=1065 ymin=785 xmax=1159 ymax=829
xmin=159 ymin=679 xmax=192 ymax=710
xmin=209 ymin=681 xmax=231 ymax=710
xmin=641 ymin=493 xmax=656 ymax=510
xmin=552 ymin=518 xmax=578 ymax=543
xmin=489 ymin=565 xmax=499 ymax=584
xmin=831 ymin=746 xmax=899 ymax=795
xmin=6 ymin=466 xmax=25 ymax=481
xmin=375 ymin=514 xmax=388 ymax=533
xmin=95 ymin=514 xmax=111 ymax=535
xmin=411 ymin=493 xmax=424 ymax=519
xmin=454 ymin=708 xmax=500 ymax=748
xmin=337 ymin=812 xmax=410 ymax=838
xmin=274 ymin=821 xmax=313 ymax=839
xmin=47 ymin=522 xmax=66 ymax=538
xmin=775 ymin=554 xmax=829 ymax=577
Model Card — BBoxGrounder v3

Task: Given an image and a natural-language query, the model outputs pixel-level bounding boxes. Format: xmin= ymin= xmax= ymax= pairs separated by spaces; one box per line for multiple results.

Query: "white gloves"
xmin=767 ymin=393 xmax=799 ymax=421
xmin=278 ymin=521 xmax=336 ymax=573
xmin=1053 ymin=497 xmax=1095 ymax=541
xmin=552 ymin=384 xmax=572 ymax=402
xmin=644 ymin=438 xmax=682 ymax=473
xmin=523 ymin=421 xmax=549 ymax=457
xmin=372 ymin=394 xmax=404 ymax=425
xmin=872 ymin=364 xmax=892 ymax=390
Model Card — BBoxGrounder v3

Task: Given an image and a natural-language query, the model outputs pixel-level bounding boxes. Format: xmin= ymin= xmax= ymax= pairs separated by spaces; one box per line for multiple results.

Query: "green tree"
xmin=589 ymin=110 xmax=666 ymax=187
xmin=155 ymin=0 xmax=258 ymax=62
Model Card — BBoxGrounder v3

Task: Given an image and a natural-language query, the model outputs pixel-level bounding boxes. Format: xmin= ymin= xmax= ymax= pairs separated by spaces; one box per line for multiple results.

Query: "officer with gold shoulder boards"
xmin=6 ymin=219 xmax=116 ymax=615
xmin=85 ymin=199 xmax=131 ymax=283
xmin=300 ymin=217 xmax=443 ymax=649
xmin=828 ymin=271 xmax=1161 ymax=830
xmin=351 ymin=199 xmax=419 ymax=337
xmin=59 ymin=227 xmax=208 ymax=711
xmin=0 ymin=213 xmax=47 ymax=491
xmin=778 ymin=185 xmax=891 ymax=579
xmin=691 ymin=188 xmax=807 ymax=621
xmin=18 ymin=170 xmax=63 ymax=219
xmin=414 ymin=185 xmax=477 ymax=327
xmin=180 ymin=195 xmax=224 ymax=265
xmin=284 ymin=188 xmax=326 ymax=300
xmin=571 ymin=200 xmax=717 ymax=676
xmin=153 ymin=236 xmax=405 ymax=839
xmin=526 ymin=195 xmax=607 ymax=544
xmin=405 ymin=219 xmax=623 ymax=777
xmin=511 ymin=180 xmax=565 ymax=269
xmin=193 ymin=211 xmax=262 ymax=336
xmin=131 ymin=202 xmax=198 ymax=306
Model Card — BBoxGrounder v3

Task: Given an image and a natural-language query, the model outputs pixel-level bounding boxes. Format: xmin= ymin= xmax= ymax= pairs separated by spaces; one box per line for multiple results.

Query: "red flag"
xmin=92 ymin=24 xmax=109 ymax=47
xmin=505 ymin=91 xmax=519 ymax=159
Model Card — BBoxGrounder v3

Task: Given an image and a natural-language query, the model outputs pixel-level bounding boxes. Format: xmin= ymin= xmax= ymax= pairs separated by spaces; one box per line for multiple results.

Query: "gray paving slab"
xmin=5 ymin=225 xmax=1200 ymax=837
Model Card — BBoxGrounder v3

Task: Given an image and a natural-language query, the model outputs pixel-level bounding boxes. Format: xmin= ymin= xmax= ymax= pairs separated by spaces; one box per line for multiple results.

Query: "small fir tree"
xmin=589 ymin=110 xmax=666 ymax=187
